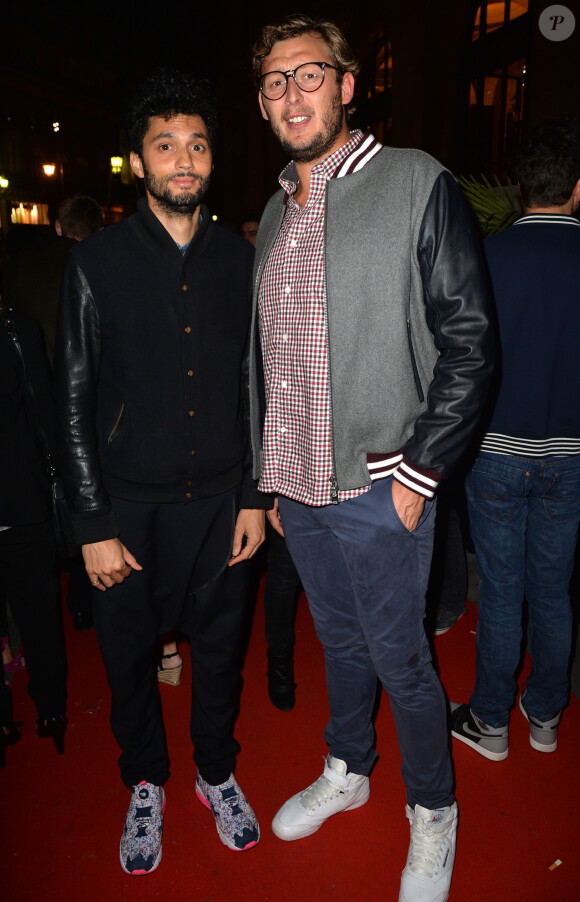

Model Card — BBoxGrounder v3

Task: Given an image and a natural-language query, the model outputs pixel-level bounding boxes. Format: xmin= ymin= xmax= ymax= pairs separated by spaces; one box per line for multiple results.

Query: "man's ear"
xmin=572 ymin=177 xmax=580 ymax=212
xmin=130 ymin=151 xmax=145 ymax=179
xmin=55 ymin=220 xmax=62 ymax=237
xmin=258 ymin=92 xmax=270 ymax=122
xmin=341 ymin=72 xmax=355 ymax=107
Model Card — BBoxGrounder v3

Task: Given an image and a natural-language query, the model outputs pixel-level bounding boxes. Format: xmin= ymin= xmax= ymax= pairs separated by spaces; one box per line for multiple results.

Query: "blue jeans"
xmin=466 ymin=452 xmax=580 ymax=726
xmin=278 ymin=477 xmax=454 ymax=810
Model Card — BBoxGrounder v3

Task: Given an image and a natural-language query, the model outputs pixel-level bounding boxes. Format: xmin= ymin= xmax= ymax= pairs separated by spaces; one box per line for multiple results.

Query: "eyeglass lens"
xmin=261 ymin=63 xmax=328 ymax=100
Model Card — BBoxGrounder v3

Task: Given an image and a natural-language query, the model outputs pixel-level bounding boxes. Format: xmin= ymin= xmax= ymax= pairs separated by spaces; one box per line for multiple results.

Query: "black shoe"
xmin=450 ymin=702 xmax=508 ymax=761
xmin=73 ymin=611 xmax=93 ymax=631
xmin=36 ymin=714 xmax=67 ymax=754
xmin=267 ymin=650 xmax=296 ymax=711
xmin=0 ymin=722 xmax=22 ymax=768
xmin=432 ymin=608 xmax=466 ymax=636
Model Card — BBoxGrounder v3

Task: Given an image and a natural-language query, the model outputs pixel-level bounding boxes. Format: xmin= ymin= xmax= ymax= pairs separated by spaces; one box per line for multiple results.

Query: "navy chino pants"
xmin=278 ymin=476 xmax=454 ymax=810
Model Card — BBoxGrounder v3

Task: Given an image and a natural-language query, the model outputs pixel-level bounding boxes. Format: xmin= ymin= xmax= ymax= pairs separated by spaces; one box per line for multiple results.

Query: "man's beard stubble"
xmin=271 ymin=86 xmax=345 ymax=163
xmin=142 ymin=165 xmax=211 ymax=216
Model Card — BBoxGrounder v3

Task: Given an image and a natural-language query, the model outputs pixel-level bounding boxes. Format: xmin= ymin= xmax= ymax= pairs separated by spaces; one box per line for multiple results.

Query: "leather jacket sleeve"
xmin=399 ymin=170 xmax=495 ymax=483
xmin=54 ymin=258 xmax=119 ymax=544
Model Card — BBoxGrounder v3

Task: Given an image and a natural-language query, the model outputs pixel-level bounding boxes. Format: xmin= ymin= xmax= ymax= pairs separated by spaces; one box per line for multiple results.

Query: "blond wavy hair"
xmin=251 ymin=14 xmax=360 ymax=83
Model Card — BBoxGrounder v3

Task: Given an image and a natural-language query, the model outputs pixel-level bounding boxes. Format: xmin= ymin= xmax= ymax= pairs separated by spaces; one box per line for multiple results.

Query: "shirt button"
xmin=182 ymin=284 xmax=188 ymax=291
xmin=187 ymin=369 xmax=194 ymax=376
xmin=186 ymin=492 xmax=192 ymax=499
xmin=282 ymin=334 xmax=288 ymax=342
xmin=191 ymin=449 xmax=196 ymax=455
xmin=280 ymin=426 xmax=287 ymax=434
xmin=281 ymin=380 xmax=287 ymax=389
xmin=284 ymin=285 xmax=291 ymax=294
xmin=185 ymin=326 xmax=191 ymax=333
xmin=189 ymin=410 xmax=195 ymax=416
xmin=290 ymin=239 xmax=297 ymax=248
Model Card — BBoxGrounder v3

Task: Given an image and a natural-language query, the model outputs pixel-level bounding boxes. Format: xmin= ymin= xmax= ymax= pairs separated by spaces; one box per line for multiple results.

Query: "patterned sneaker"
xmin=271 ymin=755 xmax=370 ymax=841
xmin=196 ymin=773 xmax=259 ymax=850
xmin=399 ymin=802 xmax=458 ymax=902
xmin=450 ymin=703 xmax=508 ymax=761
xmin=519 ymin=692 xmax=561 ymax=753
xmin=120 ymin=781 xmax=165 ymax=875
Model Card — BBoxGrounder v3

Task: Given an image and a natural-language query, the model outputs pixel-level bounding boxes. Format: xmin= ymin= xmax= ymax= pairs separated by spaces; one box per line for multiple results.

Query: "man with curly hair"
xmin=55 ymin=70 xmax=267 ymax=873
xmin=248 ymin=15 xmax=494 ymax=902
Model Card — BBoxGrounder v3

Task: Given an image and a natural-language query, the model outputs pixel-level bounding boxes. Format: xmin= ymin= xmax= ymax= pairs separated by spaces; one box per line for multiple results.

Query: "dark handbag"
xmin=1 ymin=307 xmax=78 ymax=558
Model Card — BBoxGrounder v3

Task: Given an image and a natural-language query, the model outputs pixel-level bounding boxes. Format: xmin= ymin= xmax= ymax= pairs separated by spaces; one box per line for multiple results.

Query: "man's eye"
xmin=191 ymin=143 xmax=205 ymax=152
xmin=158 ymin=143 xmax=172 ymax=151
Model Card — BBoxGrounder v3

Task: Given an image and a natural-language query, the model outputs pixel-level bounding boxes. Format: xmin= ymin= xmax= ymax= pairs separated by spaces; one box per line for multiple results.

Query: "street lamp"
xmin=43 ymin=163 xmax=56 ymax=176
xmin=0 ymin=176 xmax=9 ymax=189
xmin=110 ymin=156 xmax=123 ymax=174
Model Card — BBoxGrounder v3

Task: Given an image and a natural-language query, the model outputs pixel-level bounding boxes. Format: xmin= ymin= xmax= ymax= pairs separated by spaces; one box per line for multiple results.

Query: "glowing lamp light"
xmin=53 ymin=121 xmax=60 ymax=132
xmin=43 ymin=163 xmax=56 ymax=176
xmin=211 ymin=214 xmax=218 ymax=221
xmin=0 ymin=176 xmax=9 ymax=189
xmin=110 ymin=156 xmax=123 ymax=174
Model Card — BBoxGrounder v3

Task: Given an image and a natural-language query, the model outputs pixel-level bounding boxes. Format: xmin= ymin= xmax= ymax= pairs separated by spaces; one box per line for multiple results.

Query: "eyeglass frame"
xmin=259 ymin=61 xmax=343 ymax=101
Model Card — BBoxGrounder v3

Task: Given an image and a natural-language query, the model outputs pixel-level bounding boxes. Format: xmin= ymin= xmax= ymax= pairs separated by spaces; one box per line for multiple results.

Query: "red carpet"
xmin=1 ymin=578 xmax=579 ymax=901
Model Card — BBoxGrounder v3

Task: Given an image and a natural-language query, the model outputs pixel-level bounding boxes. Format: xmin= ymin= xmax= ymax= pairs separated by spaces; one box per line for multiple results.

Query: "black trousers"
xmin=0 ymin=519 xmax=67 ymax=719
xmin=263 ymin=523 xmax=302 ymax=655
xmin=92 ymin=490 xmax=251 ymax=788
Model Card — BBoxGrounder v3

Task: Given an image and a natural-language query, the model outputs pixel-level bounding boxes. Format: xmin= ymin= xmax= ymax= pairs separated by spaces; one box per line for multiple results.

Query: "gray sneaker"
xmin=450 ymin=703 xmax=508 ymax=761
xmin=120 ymin=781 xmax=165 ymax=875
xmin=196 ymin=773 xmax=259 ymax=850
xmin=519 ymin=692 xmax=560 ymax=753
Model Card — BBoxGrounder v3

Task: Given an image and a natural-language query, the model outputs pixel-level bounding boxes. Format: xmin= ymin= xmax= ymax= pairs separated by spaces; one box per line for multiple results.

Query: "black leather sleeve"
xmin=402 ymin=170 xmax=495 ymax=477
xmin=54 ymin=259 xmax=119 ymax=544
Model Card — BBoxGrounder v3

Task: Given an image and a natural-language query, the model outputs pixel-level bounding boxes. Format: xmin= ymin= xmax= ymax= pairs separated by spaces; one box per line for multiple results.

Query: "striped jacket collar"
xmin=514 ymin=213 xmax=580 ymax=227
xmin=279 ymin=131 xmax=383 ymax=200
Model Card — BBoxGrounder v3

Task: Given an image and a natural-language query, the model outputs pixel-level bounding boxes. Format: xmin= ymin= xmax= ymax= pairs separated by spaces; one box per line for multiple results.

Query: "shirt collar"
xmin=279 ymin=129 xmax=379 ymax=195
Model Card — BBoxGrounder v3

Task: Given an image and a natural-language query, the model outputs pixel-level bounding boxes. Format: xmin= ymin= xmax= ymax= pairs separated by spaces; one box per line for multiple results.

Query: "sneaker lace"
xmin=408 ymin=817 xmax=448 ymax=878
xmin=301 ymin=774 xmax=342 ymax=809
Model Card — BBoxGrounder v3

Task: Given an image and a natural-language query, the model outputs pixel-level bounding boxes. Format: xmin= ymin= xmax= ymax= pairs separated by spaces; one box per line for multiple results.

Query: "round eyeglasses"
xmin=259 ymin=62 xmax=342 ymax=101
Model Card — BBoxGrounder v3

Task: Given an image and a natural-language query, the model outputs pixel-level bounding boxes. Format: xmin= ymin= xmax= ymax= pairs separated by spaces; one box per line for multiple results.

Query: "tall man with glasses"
xmin=55 ymin=70 xmax=267 ymax=875
xmin=248 ymin=15 xmax=494 ymax=901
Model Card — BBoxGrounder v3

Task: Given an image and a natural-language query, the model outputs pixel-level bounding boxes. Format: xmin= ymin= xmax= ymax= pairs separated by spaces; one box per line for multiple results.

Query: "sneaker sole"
xmin=433 ymin=610 xmax=466 ymax=636
xmin=196 ymin=787 xmax=259 ymax=851
xmin=451 ymin=728 xmax=508 ymax=761
xmin=518 ymin=695 xmax=557 ymax=753
xmin=120 ymin=847 xmax=163 ymax=876
xmin=271 ymin=785 xmax=370 ymax=841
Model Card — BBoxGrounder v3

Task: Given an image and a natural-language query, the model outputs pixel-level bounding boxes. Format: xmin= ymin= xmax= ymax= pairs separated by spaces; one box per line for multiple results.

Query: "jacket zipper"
xmin=406 ymin=320 xmax=425 ymax=403
xmin=107 ymin=401 xmax=125 ymax=445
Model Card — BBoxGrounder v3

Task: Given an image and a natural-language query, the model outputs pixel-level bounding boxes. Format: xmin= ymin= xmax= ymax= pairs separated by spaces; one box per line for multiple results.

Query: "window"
xmin=359 ymin=37 xmax=392 ymax=143
xmin=472 ymin=1 xmax=529 ymax=39
xmin=467 ymin=1 xmax=530 ymax=176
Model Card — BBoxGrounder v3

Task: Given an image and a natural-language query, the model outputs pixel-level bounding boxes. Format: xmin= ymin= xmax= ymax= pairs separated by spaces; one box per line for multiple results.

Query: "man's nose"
xmin=284 ymin=75 xmax=304 ymax=103
xmin=176 ymin=146 xmax=194 ymax=168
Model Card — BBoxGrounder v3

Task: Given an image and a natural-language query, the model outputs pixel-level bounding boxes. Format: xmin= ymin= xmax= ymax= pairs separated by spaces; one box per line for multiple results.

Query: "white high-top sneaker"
xmin=272 ymin=755 xmax=370 ymax=841
xmin=399 ymin=802 xmax=458 ymax=902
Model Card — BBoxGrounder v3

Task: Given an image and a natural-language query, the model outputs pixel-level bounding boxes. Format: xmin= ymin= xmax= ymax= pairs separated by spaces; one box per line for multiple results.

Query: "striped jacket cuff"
xmin=392 ymin=457 xmax=441 ymax=499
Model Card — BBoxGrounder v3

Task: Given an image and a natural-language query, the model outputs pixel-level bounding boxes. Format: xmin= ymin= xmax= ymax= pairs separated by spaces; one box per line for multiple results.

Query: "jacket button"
xmin=189 ymin=410 xmax=194 ymax=416
xmin=185 ymin=326 xmax=191 ymax=333
xmin=187 ymin=369 xmax=194 ymax=376
xmin=186 ymin=492 xmax=192 ymax=499
xmin=191 ymin=449 xmax=196 ymax=455
xmin=187 ymin=480 xmax=192 ymax=486
xmin=182 ymin=284 xmax=188 ymax=291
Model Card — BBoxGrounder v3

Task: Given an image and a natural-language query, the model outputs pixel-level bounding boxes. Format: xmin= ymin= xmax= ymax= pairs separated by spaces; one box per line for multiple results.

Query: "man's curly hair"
xmin=124 ymin=68 xmax=219 ymax=157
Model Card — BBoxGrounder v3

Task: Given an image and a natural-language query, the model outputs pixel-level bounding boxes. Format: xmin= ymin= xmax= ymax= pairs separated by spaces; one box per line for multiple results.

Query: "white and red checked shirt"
xmin=258 ymin=130 xmax=394 ymax=506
